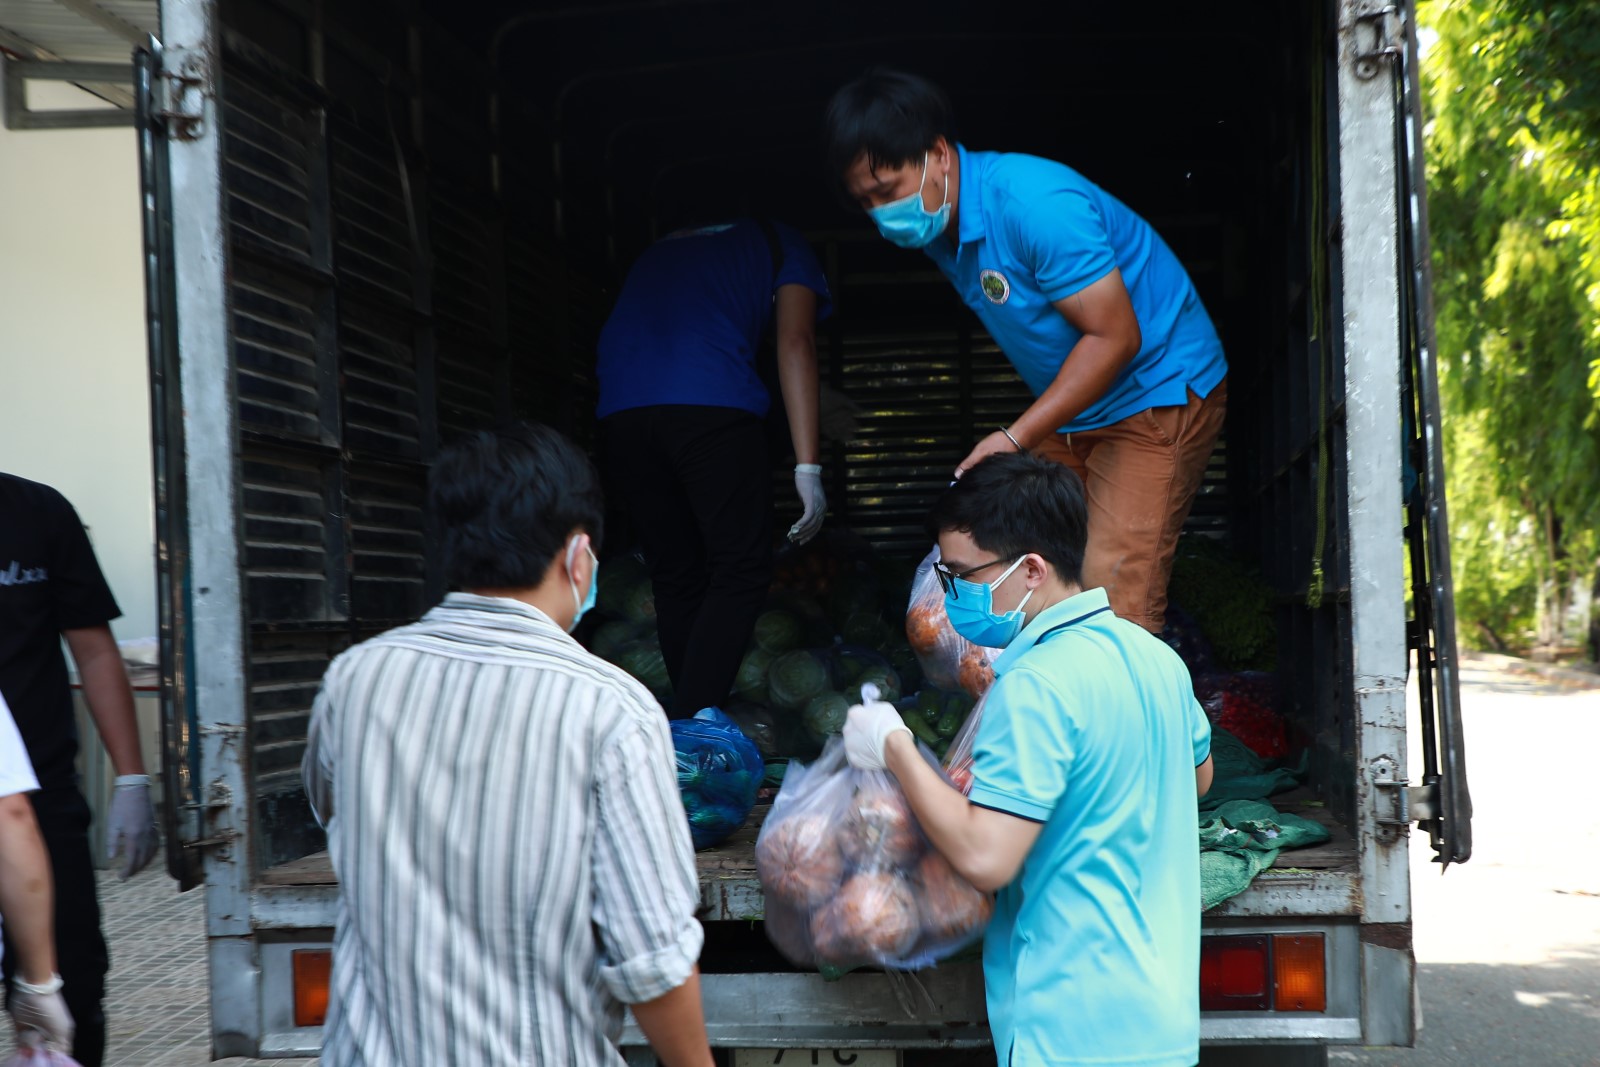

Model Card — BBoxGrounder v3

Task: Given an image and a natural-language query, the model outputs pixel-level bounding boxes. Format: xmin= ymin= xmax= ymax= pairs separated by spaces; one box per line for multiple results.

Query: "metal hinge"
xmin=182 ymin=780 xmax=239 ymax=852
xmin=1352 ymin=5 xmax=1404 ymax=80
xmin=1370 ymin=756 xmax=1439 ymax=828
xmin=152 ymin=46 xmax=209 ymax=140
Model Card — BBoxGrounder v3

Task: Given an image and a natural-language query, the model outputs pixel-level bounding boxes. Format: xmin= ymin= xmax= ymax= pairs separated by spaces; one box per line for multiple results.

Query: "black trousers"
xmin=602 ymin=406 xmax=774 ymax=718
xmin=3 ymin=786 xmax=109 ymax=1067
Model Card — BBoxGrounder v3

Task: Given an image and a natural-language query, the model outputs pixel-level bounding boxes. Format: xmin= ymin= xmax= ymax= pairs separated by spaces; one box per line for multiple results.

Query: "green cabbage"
xmin=832 ymin=644 xmax=891 ymax=684
xmin=840 ymin=611 xmax=893 ymax=651
xmin=753 ymin=610 xmax=803 ymax=654
xmin=734 ymin=648 xmax=773 ymax=703
xmin=767 ymin=650 xmax=832 ymax=711
xmin=723 ymin=702 xmax=780 ymax=759
xmin=827 ymin=582 xmax=881 ymax=630
xmin=617 ymin=644 xmax=671 ymax=703
xmin=845 ymin=666 xmax=902 ymax=705
xmin=802 ymin=691 xmax=851 ymax=743
xmin=887 ymin=645 xmax=923 ymax=695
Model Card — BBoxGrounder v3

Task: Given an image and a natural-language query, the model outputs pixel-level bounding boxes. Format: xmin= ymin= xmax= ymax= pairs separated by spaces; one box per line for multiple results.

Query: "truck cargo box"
xmin=139 ymin=0 xmax=1469 ymax=1059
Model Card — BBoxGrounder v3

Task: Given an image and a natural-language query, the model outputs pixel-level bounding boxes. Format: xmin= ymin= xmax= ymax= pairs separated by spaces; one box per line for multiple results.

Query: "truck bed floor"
xmin=258 ymin=793 xmax=1359 ymax=918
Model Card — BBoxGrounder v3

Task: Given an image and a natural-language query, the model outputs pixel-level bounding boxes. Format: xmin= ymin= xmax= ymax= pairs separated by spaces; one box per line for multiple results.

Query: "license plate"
xmin=732 ymin=1051 xmax=898 ymax=1067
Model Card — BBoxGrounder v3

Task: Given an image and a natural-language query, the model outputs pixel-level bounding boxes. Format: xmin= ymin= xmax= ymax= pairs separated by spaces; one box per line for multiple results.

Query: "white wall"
xmin=0 ymin=79 xmax=155 ymax=642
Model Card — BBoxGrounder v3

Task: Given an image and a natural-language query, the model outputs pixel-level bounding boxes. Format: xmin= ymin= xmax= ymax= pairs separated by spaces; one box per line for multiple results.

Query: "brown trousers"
xmin=1033 ymin=379 xmax=1228 ymax=632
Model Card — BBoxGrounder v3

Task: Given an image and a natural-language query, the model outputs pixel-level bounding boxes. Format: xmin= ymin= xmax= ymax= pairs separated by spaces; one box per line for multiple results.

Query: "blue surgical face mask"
xmin=568 ymin=538 xmax=598 ymax=633
xmin=868 ymin=152 xmax=951 ymax=250
xmin=944 ymin=555 xmax=1035 ymax=648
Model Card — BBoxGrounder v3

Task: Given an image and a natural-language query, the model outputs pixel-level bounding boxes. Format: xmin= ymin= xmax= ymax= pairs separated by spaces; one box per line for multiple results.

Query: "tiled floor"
xmin=0 ymin=868 xmax=316 ymax=1067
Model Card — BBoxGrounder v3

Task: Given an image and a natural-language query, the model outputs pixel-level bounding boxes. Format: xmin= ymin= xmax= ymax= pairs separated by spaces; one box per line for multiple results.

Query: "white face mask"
xmin=867 ymin=151 xmax=952 ymax=249
xmin=566 ymin=536 xmax=598 ymax=633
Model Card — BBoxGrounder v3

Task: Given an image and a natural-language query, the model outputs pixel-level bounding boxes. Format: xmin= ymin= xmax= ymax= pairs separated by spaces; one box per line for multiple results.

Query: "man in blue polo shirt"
xmin=597 ymin=219 xmax=832 ymax=717
xmin=844 ymin=453 xmax=1214 ymax=1067
xmin=824 ymin=70 xmax=1227 ymax=632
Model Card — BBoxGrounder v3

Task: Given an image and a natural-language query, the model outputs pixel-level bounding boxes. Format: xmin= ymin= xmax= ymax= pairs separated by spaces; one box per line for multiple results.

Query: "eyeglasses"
xmin=932 ymin=557 xmax=1010 ymax=600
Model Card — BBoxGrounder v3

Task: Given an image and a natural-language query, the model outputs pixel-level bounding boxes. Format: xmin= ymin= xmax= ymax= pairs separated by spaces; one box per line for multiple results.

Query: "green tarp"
xmin=1198 ymin=730 xmax=1331 ymax=910
xmin=1200 ymin=729 xmax=1305 ymax=810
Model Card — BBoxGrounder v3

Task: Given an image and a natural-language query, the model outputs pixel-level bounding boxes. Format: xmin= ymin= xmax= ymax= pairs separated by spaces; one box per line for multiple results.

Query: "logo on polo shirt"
xmin=979 ymin=269 xmax=1010 ymax=305
xmin=0 ymin=561 xmax=48 ymax=586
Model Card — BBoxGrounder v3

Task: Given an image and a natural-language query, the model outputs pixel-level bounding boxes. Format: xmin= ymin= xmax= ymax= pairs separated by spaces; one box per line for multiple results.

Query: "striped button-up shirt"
xmin=302 ymin=593 xmax=702 ymax=1067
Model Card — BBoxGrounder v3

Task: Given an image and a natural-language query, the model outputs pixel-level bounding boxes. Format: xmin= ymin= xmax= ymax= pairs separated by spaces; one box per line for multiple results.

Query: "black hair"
xmin=927 ymin=453 xmax=1087 ymax=586
xmin=428 ymin=421 xmax=604 ymax=590
xmin=823 ymin=68 xmax=958 ymax=200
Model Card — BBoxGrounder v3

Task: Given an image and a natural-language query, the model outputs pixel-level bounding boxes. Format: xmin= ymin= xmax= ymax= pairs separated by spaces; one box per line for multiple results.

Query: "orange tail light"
xmin=1272 ymin=934 xmax=1327 ymax=1012
xmin=292 ymin=949 xmax=332 ymax=1028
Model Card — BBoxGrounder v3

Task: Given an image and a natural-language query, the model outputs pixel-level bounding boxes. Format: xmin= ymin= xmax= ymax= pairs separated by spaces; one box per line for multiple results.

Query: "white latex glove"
xmin=788 ymin=464 xmax=826 ymax=545
xmin=843 ymin=698 xmax=912 ymax=772
xmin=11 ymin=974 xmax=74 ymax=1053
xmin=107 ymin=775 xmax=159 ymax=880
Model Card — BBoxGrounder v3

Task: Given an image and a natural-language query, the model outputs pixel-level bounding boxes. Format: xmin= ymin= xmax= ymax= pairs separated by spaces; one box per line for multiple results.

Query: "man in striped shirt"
xmin=303 ymin=422 xmax=712 ymax=1067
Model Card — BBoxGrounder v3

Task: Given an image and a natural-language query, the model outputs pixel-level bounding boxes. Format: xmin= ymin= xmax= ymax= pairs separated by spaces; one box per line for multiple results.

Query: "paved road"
xmin=1334 ymin=665 xmax=1600 ymax=1067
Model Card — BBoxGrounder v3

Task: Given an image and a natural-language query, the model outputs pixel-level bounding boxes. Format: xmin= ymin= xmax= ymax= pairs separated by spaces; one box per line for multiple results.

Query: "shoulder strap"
xmin=754 ymin=217 xmax=785 ymax=289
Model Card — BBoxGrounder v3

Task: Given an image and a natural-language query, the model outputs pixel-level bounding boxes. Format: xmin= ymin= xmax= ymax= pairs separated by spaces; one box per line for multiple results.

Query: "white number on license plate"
xmin=731 ymin=1050 xmax=898 ymax=1067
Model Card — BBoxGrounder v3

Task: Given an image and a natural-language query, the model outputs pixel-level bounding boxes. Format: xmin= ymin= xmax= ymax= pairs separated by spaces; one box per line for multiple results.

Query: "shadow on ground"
xmin=1334 ymin=945 xmax=1600 ymax=1067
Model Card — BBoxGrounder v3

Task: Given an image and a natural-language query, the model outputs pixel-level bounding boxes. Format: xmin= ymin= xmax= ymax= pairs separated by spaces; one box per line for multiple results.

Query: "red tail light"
xmin=1200 ymin=933 xmax=1326 ymax=1013
xmin=1201 ymin=935 xmax=1270 ymax=1010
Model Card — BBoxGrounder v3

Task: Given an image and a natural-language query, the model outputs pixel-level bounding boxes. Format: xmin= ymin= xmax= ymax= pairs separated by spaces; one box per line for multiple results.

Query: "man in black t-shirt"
xmin=0 ymin=473 xmax=160 ymax=1067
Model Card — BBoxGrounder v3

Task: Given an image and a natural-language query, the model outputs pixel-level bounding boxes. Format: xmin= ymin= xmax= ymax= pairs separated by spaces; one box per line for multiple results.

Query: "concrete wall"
xmin=0 ymin=79 xmax=155 ymax=643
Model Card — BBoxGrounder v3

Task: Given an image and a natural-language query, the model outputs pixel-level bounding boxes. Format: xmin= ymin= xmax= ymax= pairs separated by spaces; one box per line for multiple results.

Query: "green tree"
xmin=1421 ymin=0 xmax=1600 ymax=656
xmin=1498 ymin=0 xmax=1600 ymax=402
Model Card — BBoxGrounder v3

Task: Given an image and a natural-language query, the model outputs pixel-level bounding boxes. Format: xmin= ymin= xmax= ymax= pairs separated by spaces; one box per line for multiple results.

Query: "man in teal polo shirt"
xmin=844 ymin=453 xmax=1214 ymax=1066
xmin=824 ymin=69 xmax=1227 ymax=632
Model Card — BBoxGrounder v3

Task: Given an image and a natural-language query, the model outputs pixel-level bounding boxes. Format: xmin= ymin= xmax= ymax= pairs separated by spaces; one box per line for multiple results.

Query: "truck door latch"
xmin=182 ymin=781 xmax=239 ymax=852
xmin=1352 ymin=4 xmax=1403 ymax=81
xmin=153 ymin=47 xmax=209 ymax=141
xmin=1370 ymin=756 xmax=1439 ymax=827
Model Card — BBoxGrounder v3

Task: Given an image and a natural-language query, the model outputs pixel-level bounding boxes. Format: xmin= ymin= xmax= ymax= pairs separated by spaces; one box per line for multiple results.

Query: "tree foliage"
xmin=1496 ymin=0 xmax=1600 ymax=399
xmin=1420 ymin=0 xmax=1600 ymax=651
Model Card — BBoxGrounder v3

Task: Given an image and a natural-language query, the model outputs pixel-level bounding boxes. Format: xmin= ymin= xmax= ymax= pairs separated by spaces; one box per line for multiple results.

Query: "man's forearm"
xmin=884 ymin=736 xmax=993 ymax=884
xmin=64 ymin=625 xmax=145 ymax=776
xmin=629 ymin=968 xmax=714 ymax=1067
xmin=884 ymin=738 xmax=1040 ymax=893
xmin=0 ymin=795 xmax=57 ymax=984
xmin=777 ymin=336 xmax=821 ymax=466
xmin=1009 ymin=334 xmax=1138 ymax=449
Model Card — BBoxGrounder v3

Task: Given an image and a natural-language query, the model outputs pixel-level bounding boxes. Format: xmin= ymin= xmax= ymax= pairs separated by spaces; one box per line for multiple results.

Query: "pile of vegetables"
xmin=1163 ymin=537 xmax=1292 ymax=761
xmin=1166 ymin=536 xmax=1277 ymax=671
xmin=581 ymin=532 xmax=983 ymax=778
xmin=582 ymin=552 xmax=675 ymax=708
xmin=1192 ymin=672 xmax=1287 ymax=759
xmin=900 ymin=687 xmax=976 ymax=761
xmin=587 ymin=534 xmax=1285 ymax=801
xmin=584 ymin=532 xmax=1294 ymax=856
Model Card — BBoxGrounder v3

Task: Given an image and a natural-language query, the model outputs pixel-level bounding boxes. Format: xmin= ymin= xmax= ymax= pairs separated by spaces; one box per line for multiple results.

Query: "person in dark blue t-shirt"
xmin=824 ymin=70 xmax=1227 ymax=635
xmin=596 ymin=219 xmax=833 ymax=718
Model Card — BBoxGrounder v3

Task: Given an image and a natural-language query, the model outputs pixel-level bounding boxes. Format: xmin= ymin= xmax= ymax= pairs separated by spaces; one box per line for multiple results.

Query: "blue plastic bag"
xmin=671 ymin=707 xmax=764 ymax=850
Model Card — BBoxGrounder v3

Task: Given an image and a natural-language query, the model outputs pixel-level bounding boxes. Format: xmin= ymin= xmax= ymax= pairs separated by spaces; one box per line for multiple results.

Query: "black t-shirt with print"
xmin=0 ymin=473 xmax=122 ymax=790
